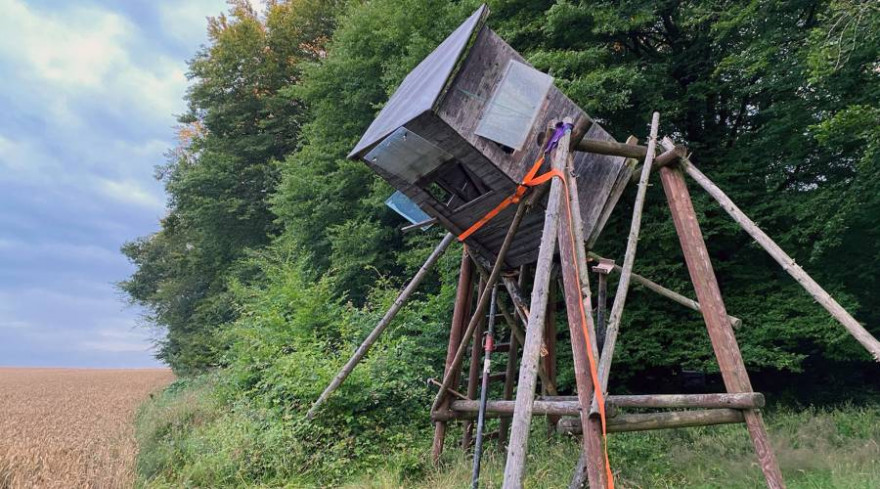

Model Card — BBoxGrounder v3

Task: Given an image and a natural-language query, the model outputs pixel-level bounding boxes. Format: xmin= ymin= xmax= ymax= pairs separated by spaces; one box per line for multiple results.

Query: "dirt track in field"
xmin=0 ymin=368 xmax=173 ymax=489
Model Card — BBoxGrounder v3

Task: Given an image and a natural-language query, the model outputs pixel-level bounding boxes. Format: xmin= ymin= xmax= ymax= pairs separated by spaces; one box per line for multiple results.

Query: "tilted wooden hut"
xmin=349 ymin=5 xmax=633 ymax=267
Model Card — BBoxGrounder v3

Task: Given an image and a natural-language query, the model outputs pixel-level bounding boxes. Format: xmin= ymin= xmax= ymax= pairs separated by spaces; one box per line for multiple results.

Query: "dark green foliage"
xmin=120 ymin=1 xmax=342 ymax=372
xmin=487 ymin=0 xmax=880 ymax=372
xmin=128 ymin=0 xmax=880 ymax=484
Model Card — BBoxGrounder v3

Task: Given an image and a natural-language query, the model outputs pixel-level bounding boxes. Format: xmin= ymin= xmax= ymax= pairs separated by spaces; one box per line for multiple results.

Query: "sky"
xmin=0 ymin=0 xmax=242 ymax=368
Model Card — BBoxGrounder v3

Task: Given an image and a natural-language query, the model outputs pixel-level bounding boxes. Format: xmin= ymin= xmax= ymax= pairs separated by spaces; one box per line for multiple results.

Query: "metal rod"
xmin=471 ymin=285 xmax=498 ymax=488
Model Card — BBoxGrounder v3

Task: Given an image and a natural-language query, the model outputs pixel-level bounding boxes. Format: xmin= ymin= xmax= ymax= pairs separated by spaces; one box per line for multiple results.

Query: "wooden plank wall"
xmin=366 ymin=26 xmax=632 ymax=268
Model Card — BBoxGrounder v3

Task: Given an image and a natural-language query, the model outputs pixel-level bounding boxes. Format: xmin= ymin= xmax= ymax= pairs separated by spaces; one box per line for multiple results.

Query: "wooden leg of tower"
xmin=432 ymin=247 xmax=475 ymax=466
xmin=544 ymin=279 xmax=559 ymax=436
xmin=659 ymin=165 xmax=785 ymax=489
xmin=499 ymin=265 xmax=527 ymax=448
xmin=463 ymin=277 xmax=487 ymax=449
xmin=498 ymin=312 xmax=519 ymax=447
xmin=557 ymin=176 xmax=607 ymax=488
xmin=501 ymin=125 xmax=571 ymax=489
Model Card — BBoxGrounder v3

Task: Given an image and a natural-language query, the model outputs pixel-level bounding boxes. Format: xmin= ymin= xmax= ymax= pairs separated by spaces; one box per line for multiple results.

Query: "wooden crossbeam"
xmin=441 ymin=393 xmax=765 ymax=419
xmin=559 ymin=409 xmax=746 ymax=434
xmin=587 ymin=251 xmax=742 ymax=329
xmin=577 ymin=138 xmax=649 ymax=160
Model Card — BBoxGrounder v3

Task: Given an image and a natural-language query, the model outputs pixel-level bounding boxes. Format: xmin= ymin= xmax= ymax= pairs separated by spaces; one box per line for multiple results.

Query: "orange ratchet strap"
xmin=457 ymin=155 xmax=563 ymax=242
xmin=560 ymin=171 xmax=615 ymax=488
xmin=457 ymin=122 xmax=615 ymax=486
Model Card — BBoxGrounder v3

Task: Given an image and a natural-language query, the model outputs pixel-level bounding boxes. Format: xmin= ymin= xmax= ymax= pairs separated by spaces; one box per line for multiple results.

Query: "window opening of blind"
xmin=364 ymin=127 xmax=452 ymax=184
xmin=422 ymin=160 xmax=489 ymax=209
xmin=474 ymin=60 xmax=553 ymax=151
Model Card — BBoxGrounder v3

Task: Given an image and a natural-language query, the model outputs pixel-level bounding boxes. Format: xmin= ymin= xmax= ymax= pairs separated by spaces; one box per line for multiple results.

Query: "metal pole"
xmin=471 ymin=285 xmax=497 ymax=488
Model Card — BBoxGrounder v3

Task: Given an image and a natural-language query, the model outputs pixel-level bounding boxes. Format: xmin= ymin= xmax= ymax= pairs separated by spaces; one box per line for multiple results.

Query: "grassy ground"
xmin=135 ymin=378 xmax=880 ymax=488
xmin=340 ymin=407 xmax=880 ymax=489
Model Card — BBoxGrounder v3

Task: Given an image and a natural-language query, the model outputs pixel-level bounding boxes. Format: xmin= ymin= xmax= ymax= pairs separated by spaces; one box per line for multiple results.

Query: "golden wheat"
xmin=0 ymin=368 xmax=173 ymax=489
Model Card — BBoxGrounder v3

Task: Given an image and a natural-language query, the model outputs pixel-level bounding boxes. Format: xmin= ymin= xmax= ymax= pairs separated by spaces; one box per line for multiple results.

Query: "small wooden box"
xmin=349 ymin=5 xmax=632 ymax=267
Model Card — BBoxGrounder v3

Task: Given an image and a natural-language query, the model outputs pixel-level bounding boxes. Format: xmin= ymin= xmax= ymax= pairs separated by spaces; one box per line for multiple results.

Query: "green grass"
xmin=135 ymin=378 xmax=880 ymax=488
xmin=342 ymin=407 xmax=880 ymax=489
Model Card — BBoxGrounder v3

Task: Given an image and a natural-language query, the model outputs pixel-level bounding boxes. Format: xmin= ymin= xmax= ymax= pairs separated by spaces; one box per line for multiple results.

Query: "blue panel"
xmin=385 ymin=191 xmax=433 ymax=230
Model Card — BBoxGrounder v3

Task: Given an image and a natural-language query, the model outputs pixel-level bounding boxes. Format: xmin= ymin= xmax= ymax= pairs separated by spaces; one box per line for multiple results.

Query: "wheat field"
xmin=0 ymin=368 xmax=173 ymax=489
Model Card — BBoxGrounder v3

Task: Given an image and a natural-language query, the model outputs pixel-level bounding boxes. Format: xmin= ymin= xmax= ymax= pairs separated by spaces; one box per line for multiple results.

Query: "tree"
xmin=121 ymin=0 xmax=342 ymax=372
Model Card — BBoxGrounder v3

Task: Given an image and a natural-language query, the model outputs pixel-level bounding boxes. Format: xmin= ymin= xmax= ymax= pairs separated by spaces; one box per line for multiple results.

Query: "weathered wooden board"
xmin=356 ymin=12 xmax=632 ymax=268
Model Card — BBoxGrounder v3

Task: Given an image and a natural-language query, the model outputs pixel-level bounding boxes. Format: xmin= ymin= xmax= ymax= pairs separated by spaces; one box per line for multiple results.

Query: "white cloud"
xmin=0 ymin=238 xmax=122 ymax=265
xmin=159 ymin=0 xmax=223 ymax=48
xmin=0 ymin=134 xmax=65 ymax=183
xmin=0 ymin=0 xmax=130 ymax=89
xmin=97 ymin=178 xmax=165 ymax=210
xmin=0 ymin=0 xmax=221 ymax=368
xmin=0 ymin=0 xmax=193 ymax=132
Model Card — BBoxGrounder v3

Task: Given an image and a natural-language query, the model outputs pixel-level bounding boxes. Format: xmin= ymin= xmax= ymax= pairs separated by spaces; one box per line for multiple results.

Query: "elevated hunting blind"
xmin=348 ymin=5 xmax=631 ymax=267
xmin=312 ymin=5 xmax=880 ymax=489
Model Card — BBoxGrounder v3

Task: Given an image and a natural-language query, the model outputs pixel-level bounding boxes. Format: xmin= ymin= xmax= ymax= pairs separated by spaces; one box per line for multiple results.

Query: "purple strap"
xmin=543 ymin=122 xmax=575 ymax=154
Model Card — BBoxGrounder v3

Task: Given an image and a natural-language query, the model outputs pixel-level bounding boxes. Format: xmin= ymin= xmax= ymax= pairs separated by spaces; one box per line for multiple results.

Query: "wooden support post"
xmin=502 ymin=122 xmax=571 ymax=489
xmin=659 ymin=161 xmax=785 ymax=489
xmin=496 ymin=299 xmax=558 ymax=394
xmin=544 ymin=279 xmax=559 ymax=436
xmin=569 ymin=451 xmax=589 ymax=489
xmin=588 ymin=252 xmax=742 ymax=329
xmin=557 ymin=140 xmax=607 ymax=488
xmin=309 ymin=232 xmax=456 ymax=420
xmin=592 ymin=260 xmax=614 ymax=349
xmin=595 ymin=113 xmax=660 ymax=413
xmin=501 ymin=275 xmax=531 ymax=326
xmin=463 ymin=278 xmax=488 ymax=449
xmin=499 ymin=266 xmax=527 ymax=447
xmin=565 ymin=156 xmax=602 ymax=367
xmin=665 ymin=139 xmax=880 ymax=361
xmin=432 ymin=245 xmax=475 ymax=464
xmin=430 ymin=197 xmax=529 ymax=415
